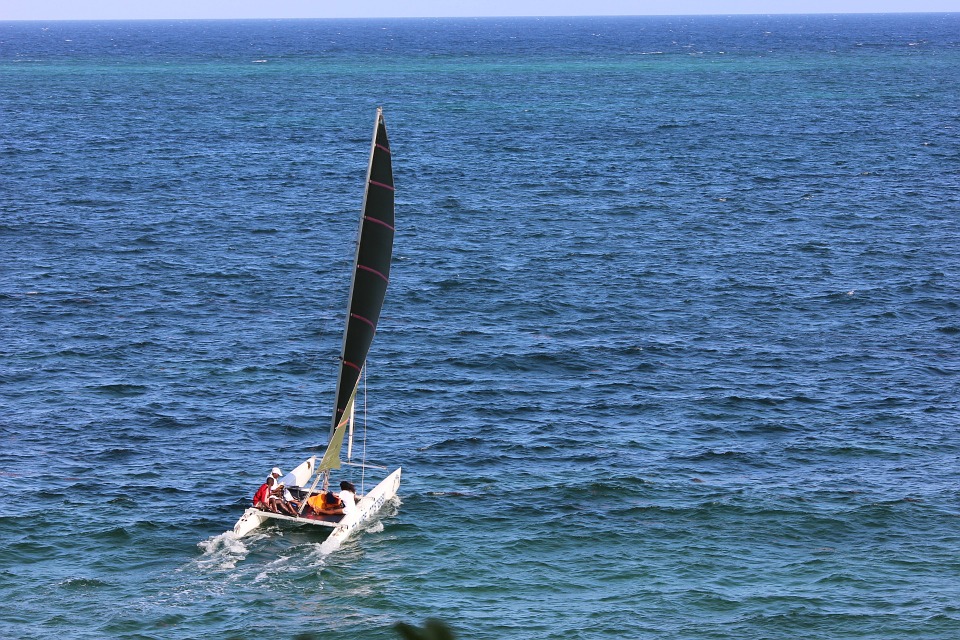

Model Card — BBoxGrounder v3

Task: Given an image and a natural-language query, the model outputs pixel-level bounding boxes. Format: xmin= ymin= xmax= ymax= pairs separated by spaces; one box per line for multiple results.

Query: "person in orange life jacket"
xmin=305 ymin=491 xmax=344 ymax=515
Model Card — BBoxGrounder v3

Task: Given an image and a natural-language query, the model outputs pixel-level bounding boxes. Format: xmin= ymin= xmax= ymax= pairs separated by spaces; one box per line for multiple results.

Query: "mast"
xmin=318 ymin=108 xmax=395 ymax=473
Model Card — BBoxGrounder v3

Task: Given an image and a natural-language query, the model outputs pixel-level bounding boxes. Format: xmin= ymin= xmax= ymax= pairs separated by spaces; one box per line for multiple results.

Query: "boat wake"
xmin=254 ymin=551 xmax=319 ymax=582
xmin=196 ymin=531 xmax=250 ymax=570
xmin=195 ymin=530 xmax=333 ymax=583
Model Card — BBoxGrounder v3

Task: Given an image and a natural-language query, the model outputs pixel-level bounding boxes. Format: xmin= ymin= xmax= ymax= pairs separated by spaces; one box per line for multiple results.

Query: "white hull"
xmin=232 ymin=467 xmax=402 ymax=546
xmin=232 ymin=457 xmax=318 ymax=538
xmin=321 ymin=467 xmax=402 ymax=553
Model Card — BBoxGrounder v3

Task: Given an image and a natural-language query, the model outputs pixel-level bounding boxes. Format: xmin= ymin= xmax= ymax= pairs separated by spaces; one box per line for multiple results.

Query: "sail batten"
xmin=369 ymin=179 xmax=395 ymax=191
xmin=318 ymin=107 xmax=394 ymax=473
xmin=357 ymin=264 xmax=389 ymax=282
xmin=364 ymin=216 xmax=395 ymax=231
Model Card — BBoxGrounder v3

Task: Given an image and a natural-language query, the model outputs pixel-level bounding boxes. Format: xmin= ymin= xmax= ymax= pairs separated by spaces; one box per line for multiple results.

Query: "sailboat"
xmin=232 ymin=108 xmax=401 ymax=549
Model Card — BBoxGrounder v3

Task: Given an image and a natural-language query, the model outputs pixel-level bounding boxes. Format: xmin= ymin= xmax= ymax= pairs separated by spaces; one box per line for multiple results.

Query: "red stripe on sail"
xmin=375 ymin=143 xmax=391 ymax=154
xmin=342 ymin=359 xmax=362 ymax=372
xmin=369 ymin=179 xmax=395 ymax=192
xmin=350 ymin=313 xmax=376 ymax=329
xmin=364 ymin=215 xmax=395 ymax=231
xmin=357 ymin=264 xmax=388 ymax=282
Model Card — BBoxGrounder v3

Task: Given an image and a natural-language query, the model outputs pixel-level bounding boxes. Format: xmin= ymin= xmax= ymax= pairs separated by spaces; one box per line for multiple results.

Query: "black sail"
xmin=320 ymin=108 xmax=394 ymax=470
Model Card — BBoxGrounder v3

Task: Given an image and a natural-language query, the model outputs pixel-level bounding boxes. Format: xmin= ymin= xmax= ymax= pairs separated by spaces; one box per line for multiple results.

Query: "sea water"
xmin=1 ymin=14 xmax=959 ymax=639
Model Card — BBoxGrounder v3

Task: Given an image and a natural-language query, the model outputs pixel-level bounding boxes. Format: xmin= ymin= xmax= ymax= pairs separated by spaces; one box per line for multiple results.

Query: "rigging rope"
xmin=361 ymin=365 xmax=368 ymax=495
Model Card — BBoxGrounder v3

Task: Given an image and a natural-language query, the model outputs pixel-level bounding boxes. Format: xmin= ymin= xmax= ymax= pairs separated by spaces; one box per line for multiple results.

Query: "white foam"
xmin=196 ymin=531 xmax=249 ymax=570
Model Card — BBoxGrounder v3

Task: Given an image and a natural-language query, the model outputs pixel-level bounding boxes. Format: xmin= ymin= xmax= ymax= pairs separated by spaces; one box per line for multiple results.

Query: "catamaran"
xmin=232 ymin=108 xmax=401 ymax=550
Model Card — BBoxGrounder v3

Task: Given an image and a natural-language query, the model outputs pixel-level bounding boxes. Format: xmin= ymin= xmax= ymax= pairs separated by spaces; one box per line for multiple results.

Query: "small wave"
xmin=59 ymin=577 xmax=110 ymax=590
xmin=90 ymin=383 xmax=149 ymax=397
xmin=418 ymin=436 xmax=481 ymax=452
xmin=677 ymin=448 xmax=751 ymax=462
xmin=196 ymin=531 xmax=249 ymax=570
xmin=91 ymin=525 xmax=132 ymax=541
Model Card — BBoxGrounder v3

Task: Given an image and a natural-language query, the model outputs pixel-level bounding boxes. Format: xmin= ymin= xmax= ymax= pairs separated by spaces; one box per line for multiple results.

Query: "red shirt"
xmin=253 ymin=483 xmax=271 ymax=506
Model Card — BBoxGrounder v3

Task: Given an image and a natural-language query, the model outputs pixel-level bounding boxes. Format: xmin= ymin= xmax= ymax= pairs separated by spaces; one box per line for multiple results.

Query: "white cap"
xmin=271 ymin=467 xmax=282 ymax=475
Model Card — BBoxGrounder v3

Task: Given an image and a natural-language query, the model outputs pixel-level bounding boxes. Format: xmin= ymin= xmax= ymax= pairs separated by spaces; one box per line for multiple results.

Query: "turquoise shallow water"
xmin=2 ymin=14 xmax=960 ymax=639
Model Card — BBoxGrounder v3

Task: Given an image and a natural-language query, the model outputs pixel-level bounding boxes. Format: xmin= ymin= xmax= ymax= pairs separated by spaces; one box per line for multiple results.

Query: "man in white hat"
xmin=267 ymin=466 xmax=303 ymax=516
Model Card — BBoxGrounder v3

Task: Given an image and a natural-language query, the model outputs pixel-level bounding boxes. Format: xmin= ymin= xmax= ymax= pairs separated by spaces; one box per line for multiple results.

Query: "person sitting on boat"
xmin=278 ymin=482 xmax=303 ymax=514
xmin=267 ymin=467 xmax=282 ymax=485
xmin=269 ymin=483 xmax=300 ymax=517
xmin=253 ymin=476 xmax=277 ymax=512
xmin=338 ymin=481 xmax=358 ymax=516
xmin=305 ymin=491 xmax=344 ymax=516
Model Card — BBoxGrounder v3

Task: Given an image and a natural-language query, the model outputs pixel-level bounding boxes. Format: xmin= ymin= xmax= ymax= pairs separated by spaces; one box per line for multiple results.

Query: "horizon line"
xmin=2 ymin=11 xmax=958 ymax=22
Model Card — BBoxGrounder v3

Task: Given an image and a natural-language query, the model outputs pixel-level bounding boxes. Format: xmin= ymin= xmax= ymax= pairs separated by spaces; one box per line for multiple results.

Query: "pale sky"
xmin=1 ymin=0 xmax=956 ymax=20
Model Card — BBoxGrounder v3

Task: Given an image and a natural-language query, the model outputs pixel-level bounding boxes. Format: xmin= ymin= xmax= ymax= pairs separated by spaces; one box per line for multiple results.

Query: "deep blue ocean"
xmin=2 ymin=13 xmax=960 ymax=639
